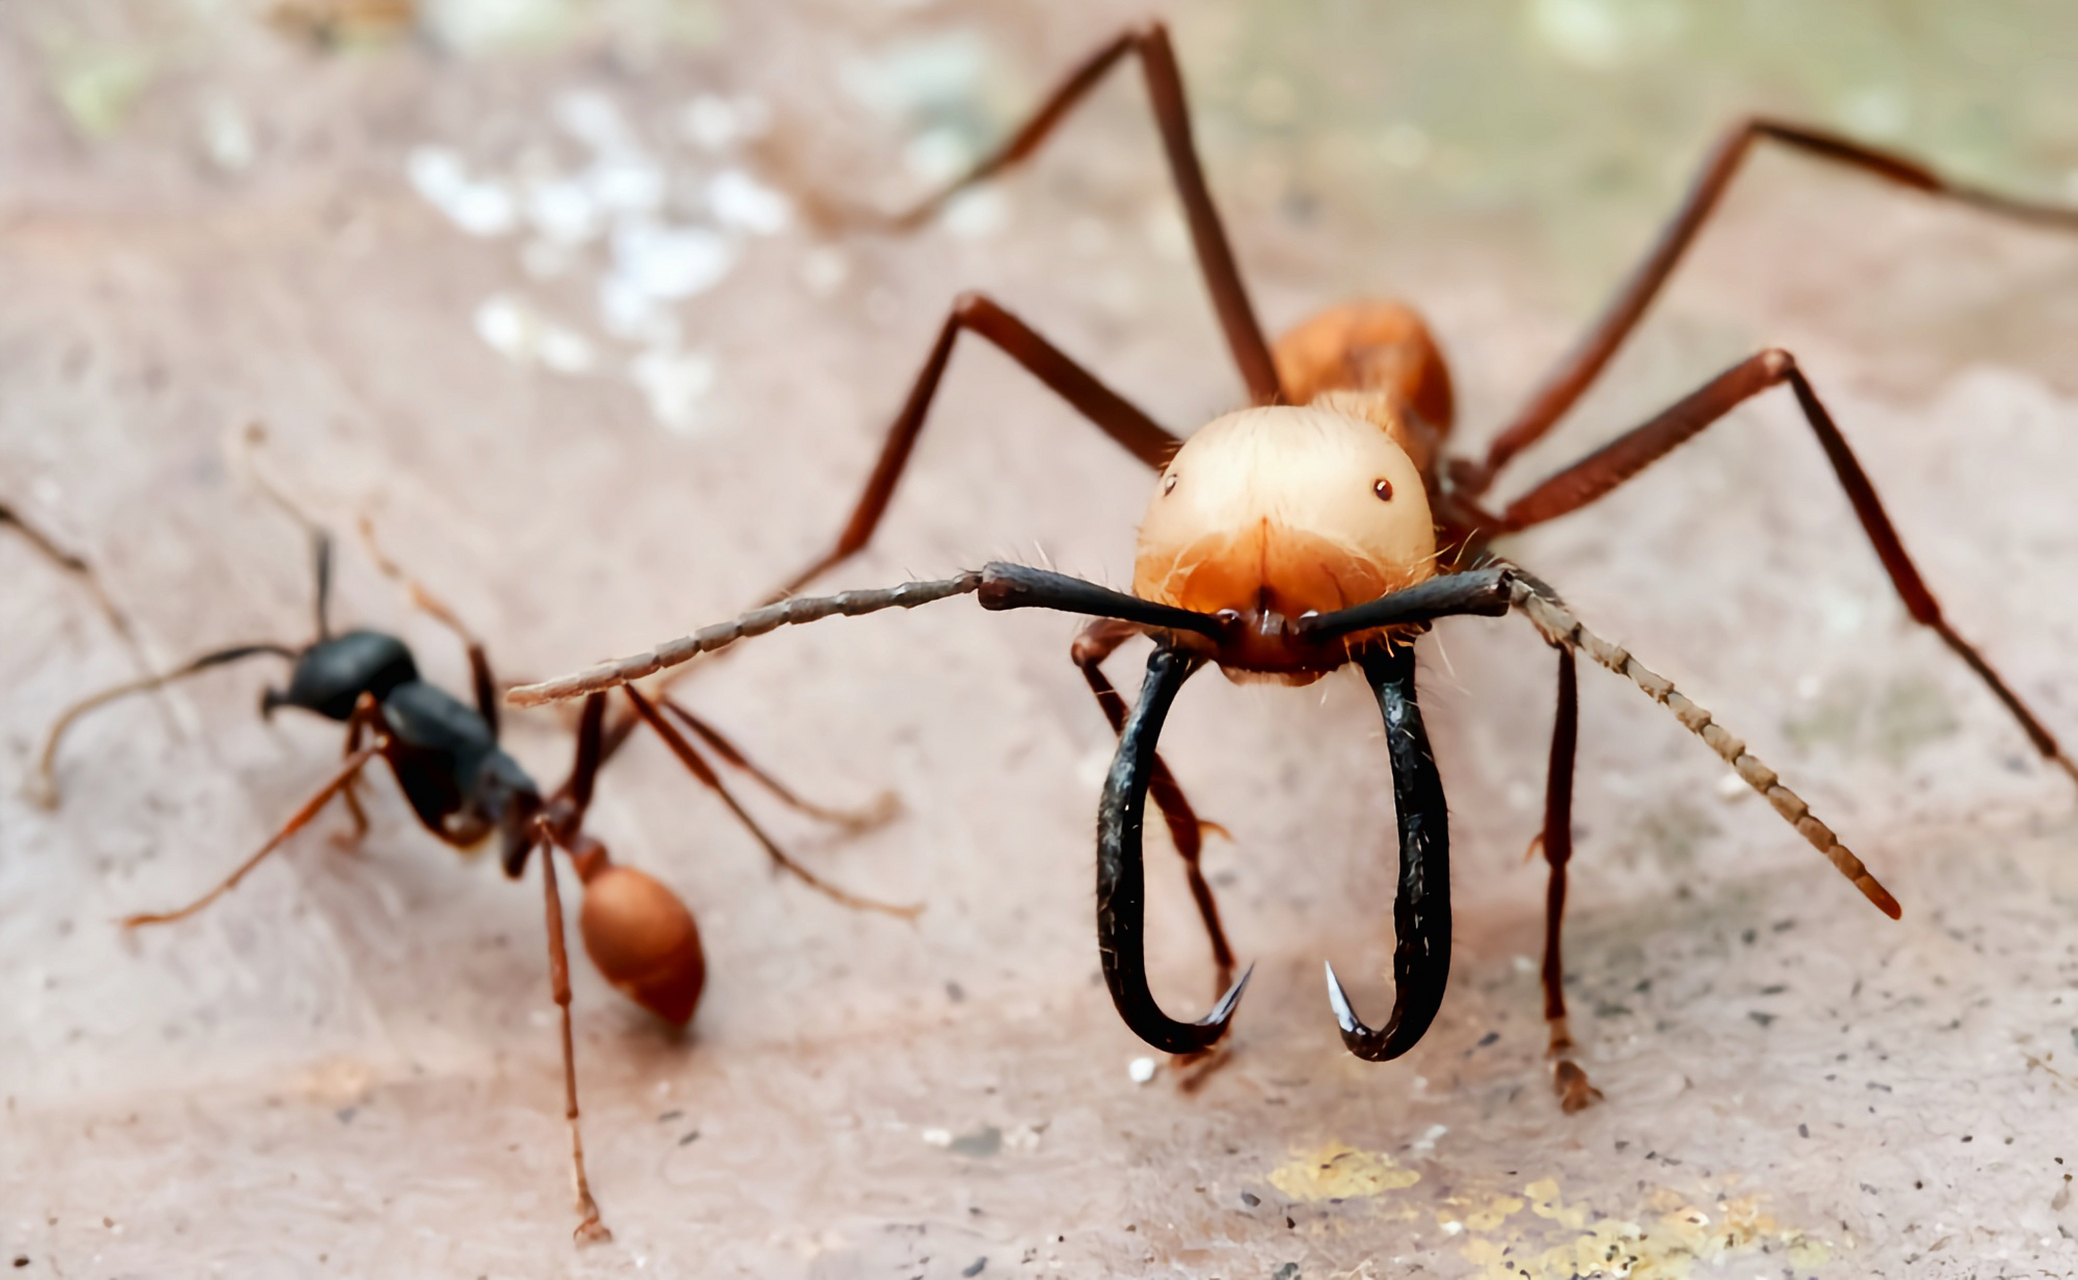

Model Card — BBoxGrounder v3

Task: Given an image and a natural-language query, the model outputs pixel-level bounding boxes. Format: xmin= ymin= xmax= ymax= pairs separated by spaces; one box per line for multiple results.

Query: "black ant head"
xmin=261 ymin=629 xmax=419 ymax=722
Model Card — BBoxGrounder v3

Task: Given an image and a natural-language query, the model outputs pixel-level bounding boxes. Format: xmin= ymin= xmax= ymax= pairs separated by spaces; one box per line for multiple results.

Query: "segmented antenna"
xmin=506 ymin=572 xmax=986 ymax=706
xmin=1505 ymin=573 xmax=1900 ymax=919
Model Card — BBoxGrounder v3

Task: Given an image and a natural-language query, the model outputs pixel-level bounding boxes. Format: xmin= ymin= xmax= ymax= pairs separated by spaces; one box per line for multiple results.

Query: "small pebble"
xmin=1127 ymin=1057 xmax=1158 ymax=1085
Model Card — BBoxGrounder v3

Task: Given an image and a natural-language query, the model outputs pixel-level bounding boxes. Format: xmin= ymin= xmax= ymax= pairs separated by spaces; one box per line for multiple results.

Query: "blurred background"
xmin=4 ymin=1 xmax=2077 ymax=1275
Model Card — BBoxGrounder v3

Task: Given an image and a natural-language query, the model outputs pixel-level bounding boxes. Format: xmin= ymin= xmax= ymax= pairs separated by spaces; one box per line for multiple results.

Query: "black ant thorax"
xmin=379 ymin=679 xmax=541 ymax=856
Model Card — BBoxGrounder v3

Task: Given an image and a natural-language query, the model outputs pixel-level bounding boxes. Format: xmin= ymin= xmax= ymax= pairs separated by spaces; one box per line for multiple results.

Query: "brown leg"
xmin=122 ymin=741 xmax=387 ymax=927
xmin=530 ymin=826 xmax=611 ymax=1244
xmin=2 ymin=499 xmax=149 ymax=662
xmin=875 ymin=22 xmax=1281 ymax=406
xmin=1071 ymin=618 xmax=1234 ymax=995
xmin=1536 ymin=647 xmax=1601 ymax=1113
xmin=33 ymin=642 xmax=297 ymax=807
xmin=359 ymin=514 xmax=498 ymax=733
xmin=1501 ymin=348 xmax=2078 ymax=786
xmin=780 ymin=293 xmax=1179 ymax=596
xmin=619 ymin=687 xmax=922 ymax=918
xmin=656 ymin=696 xmax=895 ymax=832
xmin=1460 ymin=118 xmax=2078 ymax=493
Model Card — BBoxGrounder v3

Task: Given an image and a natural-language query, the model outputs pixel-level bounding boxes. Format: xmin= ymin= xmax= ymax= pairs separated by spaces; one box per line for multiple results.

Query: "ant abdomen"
xmin=578 ymin=865 xmax=706 ymax=1027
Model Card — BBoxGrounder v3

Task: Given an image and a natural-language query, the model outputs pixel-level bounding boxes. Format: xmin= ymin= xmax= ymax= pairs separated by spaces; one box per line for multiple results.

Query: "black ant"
xmin=33 ymin=428 xmax=913 ymax=1241
xmin=510 ymin=24 xmax=2075 ymax=1110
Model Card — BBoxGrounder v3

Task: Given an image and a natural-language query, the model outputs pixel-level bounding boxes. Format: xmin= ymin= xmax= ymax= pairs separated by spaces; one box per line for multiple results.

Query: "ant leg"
xmin=34 ymin=642 xmax=298 ymax=806
xmin=1499 ymin=348 xmax=2078 ymax=788
xmin=2 ymin=499 xmax=151 ymax=667
xmin=230 ymin=422 xmax=337 ymax=640
xmin=528 ymin=826 xmax=611 ymax=1244
xmin=654 ymin=697 xmax=896 ymax=832
xmin=335 ymin=693 xmax=393 ymax=844
xmin=122 ymin=740 xmax=386 ymax=926
xmin=1535 ymin=647 xmax=1601 ymax=1113
xmin=1072 ymin=618 xmax=1234 ymax=996
xmin=1462 ymin=120 xmax=2078 ymax=493
xmin=870 ymin=23 xmax=1280 ymax=404
xmin=779 ymin=293 xmax=1179 ymax=595
xmin=618 ymin=686 xmax=922 ymax=918
xmin=359 ymin=514 xmax=498 ymax=735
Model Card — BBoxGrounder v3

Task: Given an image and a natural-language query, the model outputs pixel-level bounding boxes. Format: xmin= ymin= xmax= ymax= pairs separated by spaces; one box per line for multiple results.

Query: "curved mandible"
xmin=1324 ymin=642 xmax=1453 ymax=1061
xmin=1098 ymin=645 xmax=1252 ymax=1053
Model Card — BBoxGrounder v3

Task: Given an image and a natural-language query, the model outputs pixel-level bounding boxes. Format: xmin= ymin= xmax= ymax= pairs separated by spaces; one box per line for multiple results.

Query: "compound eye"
xmin=1162 ymin=473 xmax=1179 ymax=496
xmin=1372 ymin=478 xmax=1393 ymax=501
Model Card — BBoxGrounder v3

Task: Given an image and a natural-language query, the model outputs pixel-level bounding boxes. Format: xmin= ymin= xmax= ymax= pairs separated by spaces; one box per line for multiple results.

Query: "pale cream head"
xmin=1132 ymin=405 xmax=1438 ymax=623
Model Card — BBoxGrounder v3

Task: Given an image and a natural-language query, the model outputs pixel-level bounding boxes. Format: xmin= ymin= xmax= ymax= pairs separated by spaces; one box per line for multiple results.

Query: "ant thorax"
xmin=1132 ymin=405 xmax=1439 ymax=683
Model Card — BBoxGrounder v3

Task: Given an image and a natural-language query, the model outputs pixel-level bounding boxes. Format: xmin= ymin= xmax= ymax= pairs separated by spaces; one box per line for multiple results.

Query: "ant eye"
xmin=1163 ymin=474 xmax=1179 ymax=495
xmin=1373 ymin=478 xmax=1393 ymax=501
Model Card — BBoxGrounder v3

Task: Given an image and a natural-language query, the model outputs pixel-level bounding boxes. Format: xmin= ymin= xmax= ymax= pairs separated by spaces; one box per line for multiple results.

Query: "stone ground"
xmin=4 ymin=1 xmax=2078 ymax=1276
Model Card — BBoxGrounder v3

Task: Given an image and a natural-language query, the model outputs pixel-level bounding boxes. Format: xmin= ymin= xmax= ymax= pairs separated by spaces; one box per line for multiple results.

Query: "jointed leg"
xmin=1535 ymin=646 xmax=1601 ymax=1113
xmin=1072 ymin=618 xmax=1234 ymax=996
xmin=336 ymin=692 xmax=395 ymax=842
xmin=656 ymin=696 xmax=895 ymax=832
xmin=873 ymin=23 xmax=1281 ymax=405
xmin=2 ymin=499 xmax=149 ymax=664
xmin=121 ymin=741 xmax=386 ymax=927
xmin=34 ymin=642 xmax=298 ymax=806
xmin=359 ymin=514 xmax=498 ymax=733
xmin=231 ymin=422 xmax=338 ymax=641
xmin=779 ymin=294 xmax=1180 ymax=596
xmin=529 ymin=825 xmax=611 ymax=1244
xmin=619 ymin=686 xmax=922 ymax=917
xmin=1462 ymin=119 xmax=2078 ymax=493
xmin=1500 ymin=348 xmax=2078 ymax=786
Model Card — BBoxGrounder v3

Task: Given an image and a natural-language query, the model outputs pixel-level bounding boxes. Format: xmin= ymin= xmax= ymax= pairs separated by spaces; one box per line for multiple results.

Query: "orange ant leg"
xmin=359 ymin=514 xmax=499 ymax=732
xmin=1499 ymin=349 xmax=2078 ymax=789
xmin=1072 ymin=618 xmax=1234 ymax=998
xmin=529 ymin=824 xmax=611 ymax=1245
xmin=122 ymin=737 xmax=388 ymax=927
xmin=654 ymin=696 xmax=895 ymax=832
xmin=1462 ymin=119 xmax=2078 ymax=493
xmin=618 ymin=686 xmax=921 ymax=918
xmin=869 ymin=22 xmax=1281 ymax=406
xmin=1536 ymin=646 xmax=1601 ymax=1113
xmin=780 ymin=294 xmax=1180 ymax=595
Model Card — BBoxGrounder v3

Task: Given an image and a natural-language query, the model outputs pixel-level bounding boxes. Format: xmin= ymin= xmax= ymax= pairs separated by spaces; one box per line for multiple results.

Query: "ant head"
xmin=267 ymin=630 xmax=420 ymax=722
xmin=1133 ymin=405 xmax=1437 ymax=638
xmin=578 ymin=866 xmax=706 ymax=1026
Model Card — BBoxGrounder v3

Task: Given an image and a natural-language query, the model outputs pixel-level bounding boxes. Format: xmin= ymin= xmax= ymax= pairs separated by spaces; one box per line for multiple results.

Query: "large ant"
xmin=32 ymin=429 xmax=913 ymax=1241
xmin=510 ymin=24 xmax=2075 ymax=1109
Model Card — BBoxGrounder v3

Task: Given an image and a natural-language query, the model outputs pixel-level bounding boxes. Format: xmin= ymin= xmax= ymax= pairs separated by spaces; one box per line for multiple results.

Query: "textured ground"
xmin=5 ymin=2 xmax=2078 ymax=1276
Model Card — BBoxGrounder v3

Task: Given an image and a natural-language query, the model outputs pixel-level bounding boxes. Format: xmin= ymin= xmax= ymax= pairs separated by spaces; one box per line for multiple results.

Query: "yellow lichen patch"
xmin=1266 ymin=1142 xmax=1422 ymax=1202
xmin=1458 ymin=1176 xmax=1833 ymax=1280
